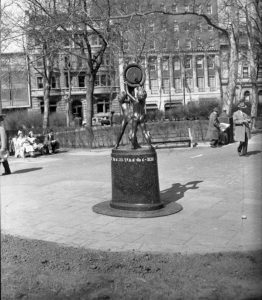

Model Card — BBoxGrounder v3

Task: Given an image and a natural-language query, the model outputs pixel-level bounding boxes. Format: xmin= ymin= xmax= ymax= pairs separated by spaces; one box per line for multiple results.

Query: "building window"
xmin=196 ymin=56 xmax=203 ymax=69
xmin=173 ymin=58 xmax=180 ymax=70
xmin=174 ymin=78 xmax=181 ymax=91
xmin=208 ymin=76 xmax=216 ymax=90
xmin=244 ymin=90 xmax=250 ymax=102
xmin=51 ymin=76 xmax=56 ymax=89
xmin=63 ymin=38 xmax=70 ymax=47
xmin=174 ymin=39 xmax=179 ymax=49
xmin=162 ymin=78 xmax=170 ymax=94
xmin=149 ymin=64 xmax=156 ymax=72
xmin=207 ymin=25 xmax=213 ymax=31
xmin=184 ymin=56 xmax=191 ymax=69
xmin=185 ymin=77 xmax=193 ymax=90
xmin=78 ymin=57 xmax=83 ymax=68
xmin=185 ymin=39 xmax=191 ymax=50
xmin=78 ymin=75 xmax=85 ymax=87
xmin=95 ymin=75 xmax=99 ymax=86
xmin=91 ymin=35 xmax=101 ymax=46
xmin=65 ymin=73 xmax=73 ymax=88
xmin=36 ymin=55 xmax=43 ymax=68
xmin=184 ymin=4 xmax=189 ymax=12
xmin=258 ymin=65 xmax=262 ymax=77
xmin=174 ymin=21 xmax=179 ymax=32
xmin=37 ymin=77 xmax=43 ymax=89
xmin=195 ymin=5 xmax=202 ymax=13
xmin=94 ymin=74 xmax=111 ymax=86
xmin=162 ymin=39 xmax=167 ymax=50
xmin=172 ymin=4 xmax=177 ymax=12
xmin=162 ymin=58 xmax=169 ymax=71
xmin=207 ymin=56 xmax=215 ymax=68
xmin=150 ymin=79 xmax=159 ymax=94
xmin=149 ymin=23 xmax=154 ymax=33
xmin=101 ymin=74 xmax=107 ymax=86
xmin=207 ymin=4 xmax=212 ymax=14
xmin=185 ymin=22 xmax=190 ymax=31
xmin=97 ymin=98 xmax=109 ymax=113
xmin=162 ymin=22 xmax=168 ymax=32
xmin=40 ymin=100 xmax=57 ymax=114
xmin=160 ymin=3 xmax=165 ymax=11
xmin=197 ymin=77 xmax=204 ymax=91
xmin=64 ymin=55 xmax=71 ymax=68
xmin=149 ymin=40 xmax=155 ymax=50
xmin=242 ymin=66 xmax=249 ymax=78
xmin=149 ymin=57 xmax=157 ymax=71
xmin=196 ymin=23 xmax=202 ymax=32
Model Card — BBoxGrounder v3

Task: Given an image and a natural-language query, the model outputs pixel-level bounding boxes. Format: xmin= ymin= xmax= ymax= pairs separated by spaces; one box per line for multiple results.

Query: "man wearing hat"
xmin=206 ymin=107 xmax=221 ymax=148
xmin=233 ymin=101 xmax=251 ymax=156
xmin=0 ymin=114 xmax=11 ymax=175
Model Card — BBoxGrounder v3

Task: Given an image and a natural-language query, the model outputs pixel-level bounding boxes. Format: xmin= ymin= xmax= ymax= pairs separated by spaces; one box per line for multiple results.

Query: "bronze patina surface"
xmin=111 ymin=147 xmax=162 ymax=211
xmin=92 ymin=146 xmax=183 ymax=218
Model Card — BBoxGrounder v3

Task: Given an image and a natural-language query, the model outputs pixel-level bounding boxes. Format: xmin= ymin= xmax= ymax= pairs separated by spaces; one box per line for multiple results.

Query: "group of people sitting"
xmin=11 ymin=129 xmax=59 ymax=158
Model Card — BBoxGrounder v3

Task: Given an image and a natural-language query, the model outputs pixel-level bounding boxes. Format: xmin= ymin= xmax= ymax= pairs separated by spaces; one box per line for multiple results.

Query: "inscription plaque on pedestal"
xmin=111 ymin=147 xmax=163 ymax=211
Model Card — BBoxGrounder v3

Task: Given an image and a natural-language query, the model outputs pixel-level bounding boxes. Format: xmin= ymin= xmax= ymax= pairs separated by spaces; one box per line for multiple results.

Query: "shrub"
xmin=186 ymin=101 xmax=200 ymax=120
xmin=4 ymin=110 xmax=43 ymax=133
xmin=198 ymin=100 xmax=221 ymax=119
xmin=49 ymin=112 xmax=67 ymax=128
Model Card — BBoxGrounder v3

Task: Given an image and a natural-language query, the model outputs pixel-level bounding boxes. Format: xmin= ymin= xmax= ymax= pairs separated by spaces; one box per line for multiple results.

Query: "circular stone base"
xmin=92 ymin=201 xmax=183 ymax=218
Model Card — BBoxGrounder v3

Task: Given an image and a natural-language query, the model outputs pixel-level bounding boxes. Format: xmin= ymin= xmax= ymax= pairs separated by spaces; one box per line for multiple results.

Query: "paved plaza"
xmin=1 ymin=134 xmax=262 ymax=254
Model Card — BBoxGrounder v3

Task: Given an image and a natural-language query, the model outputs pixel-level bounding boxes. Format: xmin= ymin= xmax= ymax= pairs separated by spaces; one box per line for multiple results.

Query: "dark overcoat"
xmin=233 ymin=110 xmax=251 ymax=142
xmin=206 ymin=111 xmax=220 ymax=140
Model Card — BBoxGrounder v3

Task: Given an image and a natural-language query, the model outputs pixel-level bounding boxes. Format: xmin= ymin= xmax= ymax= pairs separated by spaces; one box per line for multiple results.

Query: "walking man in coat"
xmin=233 ymin=101 xmax=251 ymax=156
xmin=0 ymin=114 xmax=11 ymax=175
xmin=206 ymin=107 xmax=221 ymax=148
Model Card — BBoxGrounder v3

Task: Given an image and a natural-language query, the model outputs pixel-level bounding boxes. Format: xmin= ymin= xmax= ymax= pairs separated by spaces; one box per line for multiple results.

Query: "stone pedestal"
xmin=111 ymin=147 xmax=163 ymax=211
xmin=92 ymin=146 xmax=183 ymax=218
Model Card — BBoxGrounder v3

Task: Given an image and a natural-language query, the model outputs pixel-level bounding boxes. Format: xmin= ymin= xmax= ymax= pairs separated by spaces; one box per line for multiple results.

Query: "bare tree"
xmin=0 ymin=0 xmax=14 ymax=113
xmin=108 ymin=0 xmax=242 ymax=116
xmin=25 ymin=7 xmax=64 ymax=130
xmin=22 ymin=0 xmax=115 ymax=127
xmin=239 ymin=0 xmax=262 ymax=129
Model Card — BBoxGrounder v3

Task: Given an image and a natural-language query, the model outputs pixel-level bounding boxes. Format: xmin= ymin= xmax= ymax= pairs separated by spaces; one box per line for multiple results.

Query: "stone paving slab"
xmin=1 ymin=134 xmax=262 ymax=254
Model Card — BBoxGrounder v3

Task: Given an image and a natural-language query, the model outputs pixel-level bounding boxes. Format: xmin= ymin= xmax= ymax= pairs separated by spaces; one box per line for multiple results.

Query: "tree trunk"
xmin=223 ymin=31 xmax=239 ymax=116
xmin=43 ymin=80 xmax=51 ymax=131
xmin=83 ymin=73 xmax=95 ymax=127
xmin=66 ymin=72 xmax=72 ymax=127
xmin=247 ymin=23 xmax=258 ymax=130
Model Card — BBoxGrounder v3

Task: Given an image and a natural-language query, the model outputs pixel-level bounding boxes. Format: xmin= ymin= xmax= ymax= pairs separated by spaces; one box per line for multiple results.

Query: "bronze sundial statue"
xmin=92 ymin=63 xmax=183 ymax=217
xmin=114 ymin=63 xmax=152 ymax=149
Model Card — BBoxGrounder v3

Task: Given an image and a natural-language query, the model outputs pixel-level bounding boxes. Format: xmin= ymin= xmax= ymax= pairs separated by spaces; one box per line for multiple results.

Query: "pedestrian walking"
xmin=206 ymin=107 xmax=221 ymax=148
xmin=0 ymin=114 xmax=11 ymax=175
xmin=233 ymin=101 xmax=251 ymax=156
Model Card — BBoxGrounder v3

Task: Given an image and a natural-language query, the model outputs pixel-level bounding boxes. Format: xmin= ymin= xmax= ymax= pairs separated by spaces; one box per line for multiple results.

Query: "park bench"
xmin=151 ymin=128 xmax=192 ymax=149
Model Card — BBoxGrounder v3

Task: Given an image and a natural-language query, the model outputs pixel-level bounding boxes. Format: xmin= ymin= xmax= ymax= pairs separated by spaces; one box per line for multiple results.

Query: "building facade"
xmin=1 ymin=0 xmax=262 ymax=120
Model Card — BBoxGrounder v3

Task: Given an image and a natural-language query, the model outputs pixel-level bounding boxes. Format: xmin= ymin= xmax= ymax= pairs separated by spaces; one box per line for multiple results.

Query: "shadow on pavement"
xmin=12 ymin=167 xmax=43 ymax=174
xmin=246 ymin=150 xmax=261 ymax=156
xmin=161 ymin=181 xmax=203 ymax=204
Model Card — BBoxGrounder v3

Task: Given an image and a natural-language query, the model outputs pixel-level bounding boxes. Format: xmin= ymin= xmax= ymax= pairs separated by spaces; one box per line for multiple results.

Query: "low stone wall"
xmin=56 ymin=120 xmax=210 ymax=149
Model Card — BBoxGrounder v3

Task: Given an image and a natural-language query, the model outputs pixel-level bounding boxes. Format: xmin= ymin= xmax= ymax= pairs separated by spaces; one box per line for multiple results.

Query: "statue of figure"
xmin=115 ymin=82 xmax=152 ymax=149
